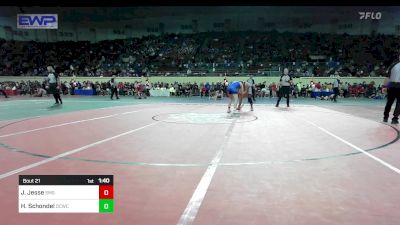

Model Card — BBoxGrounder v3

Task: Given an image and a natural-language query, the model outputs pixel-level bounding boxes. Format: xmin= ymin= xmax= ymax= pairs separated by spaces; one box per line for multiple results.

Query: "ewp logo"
xmin=17 ymin=14 xmax=58 ymax=29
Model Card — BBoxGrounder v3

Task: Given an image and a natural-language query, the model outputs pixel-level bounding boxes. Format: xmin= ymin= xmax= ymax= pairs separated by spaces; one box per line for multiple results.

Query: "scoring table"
xmin=18 ymin=175 xmax=114 ymax=213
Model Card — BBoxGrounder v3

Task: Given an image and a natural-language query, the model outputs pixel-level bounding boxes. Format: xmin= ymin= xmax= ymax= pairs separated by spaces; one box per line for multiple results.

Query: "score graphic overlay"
xmin=18 ymin=175 xmax=114 ymax=213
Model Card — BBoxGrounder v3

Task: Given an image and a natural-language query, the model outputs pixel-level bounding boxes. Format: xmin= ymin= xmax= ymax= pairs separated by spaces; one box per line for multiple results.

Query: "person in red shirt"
xmin=201 ymin=85 xmax=207 ymax=98
xmin=271 ymin=83 xmax=277 ymax=97
xmin=315 ymin=82 xmax=322 ymax=90
xmin=137 ymin=82 xmax=146 ymax=99
xmin=118 ymin=82 xmax=124 ymax=96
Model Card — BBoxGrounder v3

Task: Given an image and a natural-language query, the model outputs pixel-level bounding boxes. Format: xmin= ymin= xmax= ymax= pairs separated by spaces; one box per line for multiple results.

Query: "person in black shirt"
xmin=383 ymin=54 xmax=400 ymax=124
xmin=247 ymin=75 xmax=256 ymax=102
xmin=332 ymin=74 xmax=341 ymax=103
xmin=109 ymin=75 xmax=119 ymax=100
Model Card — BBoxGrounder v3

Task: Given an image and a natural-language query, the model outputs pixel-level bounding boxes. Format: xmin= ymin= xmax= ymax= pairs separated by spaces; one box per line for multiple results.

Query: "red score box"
xmin=99 ymin=185 xmax=114 ymax=199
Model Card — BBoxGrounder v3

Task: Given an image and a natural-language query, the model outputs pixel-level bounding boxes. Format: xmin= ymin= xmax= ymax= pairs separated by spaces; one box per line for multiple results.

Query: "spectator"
xmin=0 ymin=82 xmax=8 ymax=98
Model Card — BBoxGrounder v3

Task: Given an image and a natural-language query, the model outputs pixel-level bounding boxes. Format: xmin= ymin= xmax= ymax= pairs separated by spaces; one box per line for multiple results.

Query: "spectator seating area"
xmin=0 ymin=79 xmax=385 ymax=99
xmin=0 ymin=31 xmax=397 ymax=77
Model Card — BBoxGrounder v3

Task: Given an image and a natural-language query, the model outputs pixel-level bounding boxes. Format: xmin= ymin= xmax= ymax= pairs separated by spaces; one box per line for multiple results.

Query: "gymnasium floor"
xmin=0 ymin=96 xmax=399 ymax=225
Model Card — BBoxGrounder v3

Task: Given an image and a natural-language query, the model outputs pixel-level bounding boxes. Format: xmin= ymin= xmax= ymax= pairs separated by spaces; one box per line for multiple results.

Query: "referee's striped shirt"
xmin=280 ymin=75 xmax=292 ymax=87
xmin=386 ymin=60 xmax=400 ymax=88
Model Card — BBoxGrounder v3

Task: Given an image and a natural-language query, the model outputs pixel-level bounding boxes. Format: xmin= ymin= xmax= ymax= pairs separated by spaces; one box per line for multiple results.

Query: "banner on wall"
xmin=309 ymin=55 xmax=327 ymax=60
xmin=17 ymin=14 xmax=58 ymax=29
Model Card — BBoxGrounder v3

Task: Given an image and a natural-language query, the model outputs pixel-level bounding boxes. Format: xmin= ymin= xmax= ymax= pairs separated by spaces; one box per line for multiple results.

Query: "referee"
xmin=247 ymin=74 xmax=256 ymax=102
xmin=109 ymin=75 xmax=119 ymax=100
xmin=47 ymin=66 xmax=62 ymax=104
xmin=332 ymin=73 xmax=341 ymax=103
xmin=276 ymin=68 xmax=292 ymax=107
xmin=383 ymin=54 xmax=400 ymax=124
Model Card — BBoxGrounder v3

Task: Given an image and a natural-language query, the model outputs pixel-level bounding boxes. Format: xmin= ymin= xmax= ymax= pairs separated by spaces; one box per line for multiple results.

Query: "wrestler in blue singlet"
xmin=227 ymin=81 xmax=241 ymax=95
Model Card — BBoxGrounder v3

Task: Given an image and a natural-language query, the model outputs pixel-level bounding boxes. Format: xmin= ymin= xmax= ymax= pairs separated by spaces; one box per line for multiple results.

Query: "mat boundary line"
xmin=0 ymin=121 xmax=160 ymax=180
xmin=0 ymin=110 xmax=141 ymax=138
xmin=300 ymin=117 xmax=400 ymax=175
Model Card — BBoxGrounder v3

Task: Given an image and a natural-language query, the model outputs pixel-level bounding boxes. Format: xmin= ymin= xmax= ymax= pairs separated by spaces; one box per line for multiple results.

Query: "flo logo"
xmin=359 ymin=12 xmax=382 ymax=20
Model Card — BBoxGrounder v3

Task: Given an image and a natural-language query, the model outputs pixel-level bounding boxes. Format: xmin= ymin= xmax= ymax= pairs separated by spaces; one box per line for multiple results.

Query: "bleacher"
xmin=0 ymin=31 xmax=396 ymax=78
